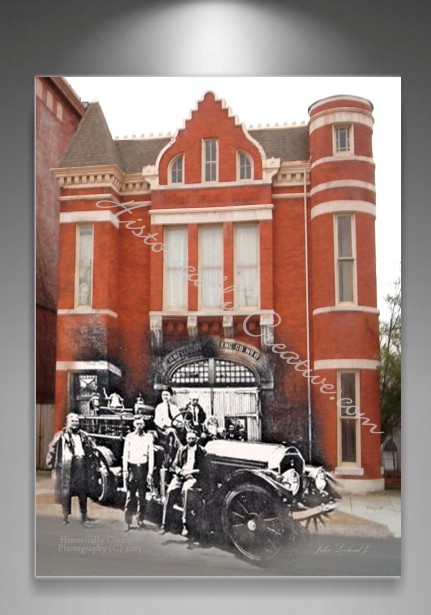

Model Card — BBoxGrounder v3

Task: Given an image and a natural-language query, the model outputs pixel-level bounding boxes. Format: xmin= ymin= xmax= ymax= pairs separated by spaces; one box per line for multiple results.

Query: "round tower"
xmin=308 ymin=95 xmax=383 ymax=492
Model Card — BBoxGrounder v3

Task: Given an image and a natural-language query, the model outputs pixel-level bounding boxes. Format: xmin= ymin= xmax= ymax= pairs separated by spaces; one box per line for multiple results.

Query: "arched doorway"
xmin=169 ymin=357 xmax=261 ymax=441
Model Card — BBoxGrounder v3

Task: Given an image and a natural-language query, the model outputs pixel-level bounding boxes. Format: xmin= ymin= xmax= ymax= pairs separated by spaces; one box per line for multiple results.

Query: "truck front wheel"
xmin=221 ymin=483 xmax=285 ymax=562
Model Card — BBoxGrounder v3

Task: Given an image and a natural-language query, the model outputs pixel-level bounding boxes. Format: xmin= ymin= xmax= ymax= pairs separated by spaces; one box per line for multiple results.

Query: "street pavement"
xmin=35 ymin=471 xmax=402 ymax=538
xmin=35 ymin=471 xmax=401 ymax=577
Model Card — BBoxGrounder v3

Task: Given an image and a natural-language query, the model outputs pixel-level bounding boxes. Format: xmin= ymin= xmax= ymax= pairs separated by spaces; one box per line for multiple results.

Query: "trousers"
xmin=62 ymin=456 xmax=88 ymax=519
xmin=124 ymin=463 xmax=149 ymax=524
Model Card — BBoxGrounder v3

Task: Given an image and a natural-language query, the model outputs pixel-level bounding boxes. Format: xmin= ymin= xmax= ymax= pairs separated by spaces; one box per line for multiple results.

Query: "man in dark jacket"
xmin=181 ymin=396 xmax=207 ymax=437
xmin=46 ymin=413 xmax=98 ymax=525
xmin=159 ymin=429 xmax=207 ymax=537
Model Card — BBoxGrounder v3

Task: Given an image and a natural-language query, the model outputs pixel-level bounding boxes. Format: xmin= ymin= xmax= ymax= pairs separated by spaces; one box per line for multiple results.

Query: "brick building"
xmin=51 ymin=91 xmax=383 ymax=492
xmin=35 ymin=77 xmax=85 ymax=467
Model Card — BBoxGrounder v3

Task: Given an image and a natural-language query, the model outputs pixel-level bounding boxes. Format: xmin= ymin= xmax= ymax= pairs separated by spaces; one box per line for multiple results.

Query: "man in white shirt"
xmin=122 ymin=416 xmax=154 ymax=531
xmin=154 ymin=387 xmax=183 ymax=464
xmin=154 ymin=387 xmax=181 ymax=429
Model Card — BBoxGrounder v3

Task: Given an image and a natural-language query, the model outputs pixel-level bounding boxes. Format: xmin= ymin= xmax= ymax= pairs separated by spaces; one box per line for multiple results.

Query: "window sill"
xmin=335 ymin=466 xmax=364 ymax=476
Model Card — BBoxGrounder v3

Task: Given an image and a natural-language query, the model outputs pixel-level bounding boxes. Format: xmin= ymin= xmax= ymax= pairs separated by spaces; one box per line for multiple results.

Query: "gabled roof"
xmin=117 ymin=138 xmax=171 ymax=173
xmin=59 ymin=101 xmax=310 ymax=172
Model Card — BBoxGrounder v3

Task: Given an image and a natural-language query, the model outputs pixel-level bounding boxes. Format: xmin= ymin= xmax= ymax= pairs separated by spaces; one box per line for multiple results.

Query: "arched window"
xmin=238 ymin=151 xmax=252 ymax=180
xmin=170 ymin=358 xmax=257 ymax=386
xmin=170 ymin=154 xmax=184 ymax=184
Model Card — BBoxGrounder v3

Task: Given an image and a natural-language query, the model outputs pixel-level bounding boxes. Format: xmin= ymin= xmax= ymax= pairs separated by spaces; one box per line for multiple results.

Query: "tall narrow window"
xmin=203 ymin=139 xmax=217 ymax=182
xmin=200 ymin=226 xmax=223 ymax=308
xmin=334 ymin=125 xmax=352 ymax=153
xmin=164 ymin=227 xmax=188 ymax=309
xmin=238 ymin=151 xmax=252 ymax=180
xmin=76 ymin=224 xmax=93 ymax=307
xmin=170 ymin=154 xmax=184 ymax=184
xmin=335 ymin=214 xmax=355 ymax=303
xmin=338 ymin=371 xmax=360 ymax=465
xmin=235 ymin=224 xmax=259 ymax=307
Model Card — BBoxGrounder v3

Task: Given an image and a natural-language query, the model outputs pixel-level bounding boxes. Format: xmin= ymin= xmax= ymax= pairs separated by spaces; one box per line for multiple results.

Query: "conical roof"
xmin=60 ymin=102 xmax=122 ymax=168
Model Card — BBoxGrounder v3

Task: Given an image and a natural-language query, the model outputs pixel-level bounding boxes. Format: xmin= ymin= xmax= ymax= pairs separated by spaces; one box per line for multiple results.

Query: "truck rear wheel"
xmin=221 ymin=483 xmax=285 ymax=562
xmin=88 ymin=453 xmax=116 ymax=505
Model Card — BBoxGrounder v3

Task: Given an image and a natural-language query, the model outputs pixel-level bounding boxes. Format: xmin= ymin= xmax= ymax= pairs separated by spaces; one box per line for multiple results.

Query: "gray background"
xmin=0 ymin=0 xmax=427 ymax=612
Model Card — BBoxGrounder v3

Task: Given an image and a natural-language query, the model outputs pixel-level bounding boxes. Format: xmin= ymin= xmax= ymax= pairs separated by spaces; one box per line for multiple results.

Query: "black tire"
xmin=89 ymin=455 xmax=116 ymax=505
xmin=221 ymin=483 xmax=285 ymax=562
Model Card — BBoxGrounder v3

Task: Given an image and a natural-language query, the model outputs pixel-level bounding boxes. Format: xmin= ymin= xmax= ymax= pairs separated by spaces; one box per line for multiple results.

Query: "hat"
xmin=161 ymin=386 xmax=173 ymax=396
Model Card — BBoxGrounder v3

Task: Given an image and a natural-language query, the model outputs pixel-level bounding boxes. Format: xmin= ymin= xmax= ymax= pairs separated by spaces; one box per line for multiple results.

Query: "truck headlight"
xmin=281 ymin=468 xmax=300 ymax=496
xmin=304 ymin=465 xmax=328 ymax=492
xmin=314 ymin=468 xmax=327 ymax=492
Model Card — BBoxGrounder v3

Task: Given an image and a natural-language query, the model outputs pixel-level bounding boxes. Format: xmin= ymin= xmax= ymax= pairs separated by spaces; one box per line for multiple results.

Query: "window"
xmin=75 ymin=225 xmax=93 ymax=307
xmin=334 ymin=125 xmax=352 ymax=153
xmin=203 ymin=139 xmax=217 ymax=182
xmin=238 ymin=151 xmax=252 ymax=180
xmin=170 ymin=154 xmax=184 ymax=184
xmin=199 ymin=225 xmax=223 ymax=308
xmin=338 ymin=371 xmax=360 ymax=465
xmin=235 ymin=224 xmax=259 ymax=308
xmin=335 ymin=214 xmax=356 ymax=303
xmin=164 ymin=227 xmax=188 ymax=309
xmin=171 ymin=358 xmax=256 ymax=386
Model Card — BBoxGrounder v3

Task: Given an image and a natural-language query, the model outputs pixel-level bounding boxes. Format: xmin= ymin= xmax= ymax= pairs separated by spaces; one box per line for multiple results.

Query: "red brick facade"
xmin=36 ymin=77 xmax=85 ymax=404
xmin=51 ymin=91 xmax=383 ymax=491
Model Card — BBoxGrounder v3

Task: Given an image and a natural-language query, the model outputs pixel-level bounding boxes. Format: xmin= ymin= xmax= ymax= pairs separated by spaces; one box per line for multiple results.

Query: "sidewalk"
xmin=35 ymin=471 xmax=401 ymax=538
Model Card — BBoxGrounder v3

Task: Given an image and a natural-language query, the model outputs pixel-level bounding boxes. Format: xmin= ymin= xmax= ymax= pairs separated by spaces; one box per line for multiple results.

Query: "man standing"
xmin=182 ymin=396 xmax=207 ymax=436
xmin=46 ymin=413 xmax=98 ymax=525
xmin=159 ymin=429 xmax=207 ymax=538
xmin=122 ymin=415 xmax=154 ymax=531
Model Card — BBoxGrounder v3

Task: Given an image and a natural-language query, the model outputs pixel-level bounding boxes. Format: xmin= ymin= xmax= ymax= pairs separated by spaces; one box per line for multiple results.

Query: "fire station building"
xmin=52 ymin=91 xmax=383 ymax=492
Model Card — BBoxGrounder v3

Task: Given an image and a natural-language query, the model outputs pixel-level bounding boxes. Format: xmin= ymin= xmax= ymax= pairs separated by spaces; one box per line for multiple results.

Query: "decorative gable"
xmin=154 ymin=91 xmax=270 ymax=186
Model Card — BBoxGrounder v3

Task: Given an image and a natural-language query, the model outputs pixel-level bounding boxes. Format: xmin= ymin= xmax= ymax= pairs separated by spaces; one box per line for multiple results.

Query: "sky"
xmin=64 ymin=76 xmax=401 ymax=320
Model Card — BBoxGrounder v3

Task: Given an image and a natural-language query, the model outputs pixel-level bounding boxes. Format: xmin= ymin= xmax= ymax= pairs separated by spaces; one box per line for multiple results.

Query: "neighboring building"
xmin=35 ymin=77 xmax=85 ymax=467
xmin=52 ymin=90 xmax=383 ymax=492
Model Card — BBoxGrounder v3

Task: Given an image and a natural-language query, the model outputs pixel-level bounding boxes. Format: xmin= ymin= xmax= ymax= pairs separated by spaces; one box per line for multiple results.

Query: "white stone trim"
xmin=314 ymin=359 xmax=380 ymax=371
xmin=335 ymin=467 xmax=364 ymax=476
xmin=309 ymin=110 xmax=374 ymax=133
xmin=309 ymin=95 xmax=372 ymax=114
xmin=58 ymin=308 xmax=118 ymax=318
xmin=311 ymin=200 xmax=376 ymax=219
xmin=52 ymin=165 xmax=124 ymax=191
xmin=60 ymin=210 xmax=120 ymax=228
xmin=56 ymin=361 xmax=122 ymax=377
xmin=311 ymin=155 xmax=375 ymax=169
xmin=150 ymin=204 xmax=273 ymax=225
xmin=149 ymin=309 xmax=274 ymax=318
xmin=59 ymin=193 xmax=119 ymax=202
xmin=144 ymin=178 xmax=274 ymax=191
xmin=313 ymin=305 xmax=379 ymax=316
xmin=331 ymin=477 xmax=385 ymax=494
xmin=272 ymin=193 xmax=310 ymax=200
xmin=310 ymin=180 xmax=376 ymax=196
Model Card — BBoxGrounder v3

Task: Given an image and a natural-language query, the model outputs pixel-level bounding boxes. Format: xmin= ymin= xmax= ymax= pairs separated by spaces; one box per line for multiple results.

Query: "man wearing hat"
xmin=159 ymin=429 xmax=208 ymax=537
xmin=46 ymin=413 xmax=98 ymax=525
xmin=182 ymin=395 xmax=207 ymax=436
xmin=154 ymin=387 xmax=183 ymax=464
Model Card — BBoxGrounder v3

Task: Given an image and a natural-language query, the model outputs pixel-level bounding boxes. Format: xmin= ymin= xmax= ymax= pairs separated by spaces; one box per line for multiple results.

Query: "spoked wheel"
xmin=89 ymin=455 xmax=116 ymax=505
xmin=222 ymin=483 xmax=285 ymax=562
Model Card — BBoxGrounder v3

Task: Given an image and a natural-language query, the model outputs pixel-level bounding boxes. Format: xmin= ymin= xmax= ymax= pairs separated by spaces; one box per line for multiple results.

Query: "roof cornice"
xmin=51 ymin=164 xmax=149 ymax=194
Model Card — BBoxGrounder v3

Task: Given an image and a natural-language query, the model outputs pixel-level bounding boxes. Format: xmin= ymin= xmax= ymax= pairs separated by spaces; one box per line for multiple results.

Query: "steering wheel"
xmin=170 ymin=410 xmax=194 ymax=430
